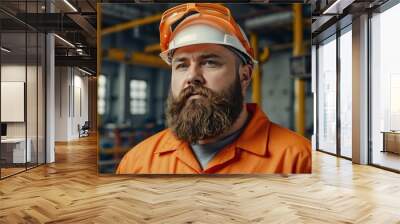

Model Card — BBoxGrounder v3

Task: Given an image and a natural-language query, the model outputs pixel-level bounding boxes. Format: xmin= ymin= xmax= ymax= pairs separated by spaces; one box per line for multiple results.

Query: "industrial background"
xmin=97 ymin=3 xmax=313 ymax=174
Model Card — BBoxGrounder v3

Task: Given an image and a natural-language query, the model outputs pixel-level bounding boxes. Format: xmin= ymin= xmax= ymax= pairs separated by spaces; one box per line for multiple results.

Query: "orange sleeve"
xmin=115 ymin=147 xmax=143 ymax=174
xmin=115 ymin=155 xmax=126 ymax=174
xmin=295 ymin=151 xmax=312 ymax=173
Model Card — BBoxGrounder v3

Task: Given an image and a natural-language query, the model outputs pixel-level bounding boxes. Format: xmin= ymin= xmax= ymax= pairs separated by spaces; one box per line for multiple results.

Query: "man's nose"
xmin=186 ymin=64 xmax=205 ymax=86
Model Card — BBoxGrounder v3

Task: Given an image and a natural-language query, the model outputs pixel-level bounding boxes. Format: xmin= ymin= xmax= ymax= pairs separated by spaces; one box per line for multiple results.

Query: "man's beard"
xmin=166 ymin=75 xmax=244 ymax=144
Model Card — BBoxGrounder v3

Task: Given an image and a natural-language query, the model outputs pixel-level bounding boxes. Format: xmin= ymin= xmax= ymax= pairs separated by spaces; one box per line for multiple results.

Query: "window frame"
xmin=314 ymin=16 xmax=353 ymax=161
xmin=129 ymin=79 xmax=148 ymax=115
xmin=368 ymin=0 xmax=400 ymax=173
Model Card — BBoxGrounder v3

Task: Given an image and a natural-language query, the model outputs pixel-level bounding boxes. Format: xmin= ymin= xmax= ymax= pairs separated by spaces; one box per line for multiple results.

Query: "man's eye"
xmin=204 ymin=60 xmax=219 ymax=67
xmin=175 ymin=64 xmax=187 ymax=70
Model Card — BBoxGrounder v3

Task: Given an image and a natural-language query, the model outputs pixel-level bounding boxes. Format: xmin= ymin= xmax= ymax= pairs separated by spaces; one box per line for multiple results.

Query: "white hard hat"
xmin=159 ymin=23 xmax=257 ymax=66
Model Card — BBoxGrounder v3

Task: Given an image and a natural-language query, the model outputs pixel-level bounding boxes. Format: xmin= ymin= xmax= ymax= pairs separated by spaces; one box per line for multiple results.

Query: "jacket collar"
xmin=235 ymin=103 xmax=271 ymax=156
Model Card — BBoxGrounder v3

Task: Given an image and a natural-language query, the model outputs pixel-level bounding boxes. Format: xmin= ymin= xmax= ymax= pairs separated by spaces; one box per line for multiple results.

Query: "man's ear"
xmin=239 ymin=64 xmax=253 ymax=91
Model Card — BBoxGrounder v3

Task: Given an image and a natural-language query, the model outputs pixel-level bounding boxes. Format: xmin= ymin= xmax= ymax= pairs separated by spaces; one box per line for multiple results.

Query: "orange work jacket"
xmin=116 ymin=104 xmax=311 ymax=174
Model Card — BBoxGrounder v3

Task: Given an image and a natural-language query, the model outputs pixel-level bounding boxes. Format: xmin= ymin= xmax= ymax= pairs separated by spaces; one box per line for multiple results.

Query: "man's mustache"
xmin=177 ymin=85 xmax=213 ymax=102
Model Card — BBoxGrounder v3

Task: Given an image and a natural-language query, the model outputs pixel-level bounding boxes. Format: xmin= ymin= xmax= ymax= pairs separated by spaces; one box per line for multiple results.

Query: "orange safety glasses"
xmin=159 ymin=3 xmax=254 ymax=59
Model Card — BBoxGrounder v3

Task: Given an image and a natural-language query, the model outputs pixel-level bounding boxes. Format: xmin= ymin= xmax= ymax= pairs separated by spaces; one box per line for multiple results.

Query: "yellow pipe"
xmin=293 ymin=3 xmax=306 ymax=136
xmin=293 ymin=4 xmax=304 ymax=56
xmin=101 ymin=14 xmax=162 ymax=36
xmin=108 ymin=48 xmax=125 ymax=61
xmin=144 ymin=43 xmax=161 ymax=53
xmin=103 ymin=49 xmax=168 ymax=69
xmin=259 ymin=47 xmax=270 ymax=64
xmin=131 ymin=52 xmax=169 ymax=69
xmin=250 ymin=33 xmax=261 ymax=106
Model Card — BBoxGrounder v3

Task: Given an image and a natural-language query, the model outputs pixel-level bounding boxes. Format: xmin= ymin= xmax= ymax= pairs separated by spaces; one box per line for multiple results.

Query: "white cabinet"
xmin=1 ymin=138 xmax=32 ymax=163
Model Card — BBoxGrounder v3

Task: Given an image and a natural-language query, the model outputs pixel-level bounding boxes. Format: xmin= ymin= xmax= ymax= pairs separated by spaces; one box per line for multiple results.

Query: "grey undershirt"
xmin=190 ymin=114 xmax=251 ymax=170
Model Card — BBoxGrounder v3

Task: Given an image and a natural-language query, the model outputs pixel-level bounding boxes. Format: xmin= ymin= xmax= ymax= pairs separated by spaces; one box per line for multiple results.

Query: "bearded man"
xmin=116 ymin=3 xmax=311 ymax=174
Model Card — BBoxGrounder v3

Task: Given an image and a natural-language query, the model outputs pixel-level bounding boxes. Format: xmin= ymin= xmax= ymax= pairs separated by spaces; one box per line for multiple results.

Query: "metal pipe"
xmin=293 ymin=4 xmax=306 ymax=136
xmin=144 ymin=43 xmax=161 ymax=53
xmin=101 ymin=14 xmax=162 ymax=36
xmin=250 ymin=33 xmax=261 ymax=106
xmin=107 ymin=48 xmax=125 ymax=61
xmin=244 ymin=12 xmax=293 ymax=30
xmin=103 ymin=48 xmax=169 ymax=69
xmin=67 ymin=14 xmax=96 ymax=38
xmin=131 ymin=52 xmax=169 ymax=69
xmin=101 ymin=4 xmax=141 ymax=21
xmin=259 ymin=47 xmax=270 ymax=64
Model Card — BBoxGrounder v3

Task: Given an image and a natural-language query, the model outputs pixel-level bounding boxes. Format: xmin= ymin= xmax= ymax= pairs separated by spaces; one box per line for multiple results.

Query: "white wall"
xmin=1 ymin=65 xmax=26 ymax=133
xmin=1 ymin=65 xmax=34 ymax=137
xmin=1 ymin=64 xmax=46 ymax=164
xmin=72 ymin=72 xmax=89 ymax=138
xmin=55 ymin=67 xmax=89 ymax=141
xmin=55 ymin=67 xmax=69 ymax=141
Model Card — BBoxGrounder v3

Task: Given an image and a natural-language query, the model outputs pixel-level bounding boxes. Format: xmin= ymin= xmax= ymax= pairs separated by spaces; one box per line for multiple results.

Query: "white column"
xmin=45 ymin=1 xmax=55 ymax=163
xmin=311 ymin=45 xmax=317 ymax=151
xmin=352 ymin=14 xmax=369 ymax=164
xmin=46 ymin=33 xmax=55 ymax=163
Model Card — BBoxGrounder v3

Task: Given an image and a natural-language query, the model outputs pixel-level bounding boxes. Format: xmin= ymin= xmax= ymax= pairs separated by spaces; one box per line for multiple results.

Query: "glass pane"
xmin=38 ymin=32 xmax=45 ymax=165
xmin=317 ymin=36 xmax=337 ymax=154
xmin=27 ymin=31 xmax=38 ymax=169
xmin=129 ymin=89 xmax=135 ymax=99
xmin=98 ymin=75 xmax=106 ymax=86
xmin=139 ymin=81 xmax=146 ymax=90
xmin=129 ymin=79 xmax=148 ymax=115
xmin=340 ymin=29 xmax=352 ymax=158
xmin=99 ymin=86 xmax=105 ymax=99
xmin=98 ymin=75 xmax=107 ymax=115
xmin=138 ymin=91 xmax=144 ymax=99
xmin=1 ymin=30 xmax=28 ymax=177
xmin=371 ymin=4 xmax=400 ymax=171
xmin=130 ymin=80 xmax=148 ymax=98
xmin=130 ymin=80 xmax=137 ymax=88
xmin=27 ymin=0 xmax=42 ymax=166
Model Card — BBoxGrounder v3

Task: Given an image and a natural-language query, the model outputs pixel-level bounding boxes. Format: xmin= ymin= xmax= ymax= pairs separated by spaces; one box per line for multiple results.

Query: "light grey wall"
xmin=260 ymin=50 xmax=294 ymax=129
xmin=253 ymin=50 xmax=313 ymax=135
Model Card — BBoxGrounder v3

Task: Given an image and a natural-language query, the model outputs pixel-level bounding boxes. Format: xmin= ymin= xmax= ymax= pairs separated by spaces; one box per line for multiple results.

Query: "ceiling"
xmin=0 ymin=0 xmax=97 ymax=73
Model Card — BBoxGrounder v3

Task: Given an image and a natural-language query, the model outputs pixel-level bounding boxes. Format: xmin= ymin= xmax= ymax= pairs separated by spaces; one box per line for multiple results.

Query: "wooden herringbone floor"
xmin=1 ymin=135 xmax=400 ymax=224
